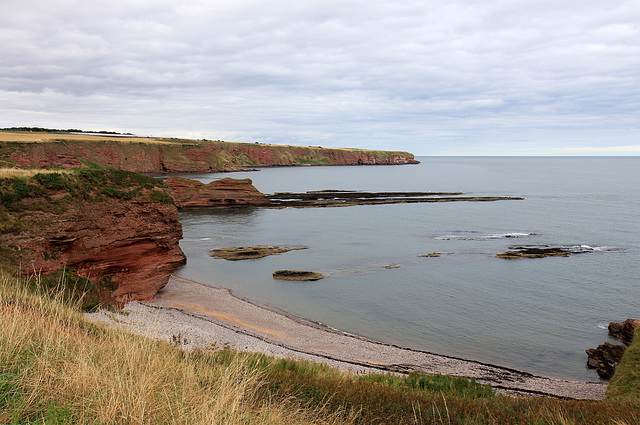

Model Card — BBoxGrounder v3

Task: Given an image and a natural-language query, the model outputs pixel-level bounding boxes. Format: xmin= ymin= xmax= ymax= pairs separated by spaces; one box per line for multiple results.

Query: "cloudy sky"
xmin=1 ymin=0 xmax=639 ymax=155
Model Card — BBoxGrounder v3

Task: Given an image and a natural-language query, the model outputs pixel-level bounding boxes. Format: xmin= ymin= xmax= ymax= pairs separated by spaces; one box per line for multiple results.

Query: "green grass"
xmin=607 ymin=326 xmax=640 ymax=404
xmin=0 ymin=167 xmax=170 ymax=209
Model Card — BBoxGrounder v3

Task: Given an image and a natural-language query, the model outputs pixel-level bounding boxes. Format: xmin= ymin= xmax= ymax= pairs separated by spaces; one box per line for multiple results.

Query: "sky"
xmin=1 ymin=0 xmax=639 ymax=155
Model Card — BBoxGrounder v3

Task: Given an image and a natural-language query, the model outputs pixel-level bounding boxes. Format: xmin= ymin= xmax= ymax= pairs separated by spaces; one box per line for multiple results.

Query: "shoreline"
xmin=87 ymin=275 xmax=607 ymax=400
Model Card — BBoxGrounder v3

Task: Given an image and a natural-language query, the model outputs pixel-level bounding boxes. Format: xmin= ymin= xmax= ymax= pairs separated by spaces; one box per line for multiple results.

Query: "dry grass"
xmin=0 ymin=131 xmax=169 ymax=145
xmin=0 ymin=168 xmax=72 ymax=178
xmin=1 ymin=269 xmax=639 ymax=424
xmin=0 ymin=131 xmax=412 ymax=155
xmin=0 ymin=272 xmax=355 ymax=424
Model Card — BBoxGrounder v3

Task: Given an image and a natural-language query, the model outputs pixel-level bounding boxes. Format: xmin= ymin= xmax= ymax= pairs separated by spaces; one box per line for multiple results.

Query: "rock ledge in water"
xmin=211 ymin=246 xmax=307 ymax=261
xmin=496 ymin=245 xmax=591 ymax=259
xmin=273 ymin=270 xmax=325 ymax=281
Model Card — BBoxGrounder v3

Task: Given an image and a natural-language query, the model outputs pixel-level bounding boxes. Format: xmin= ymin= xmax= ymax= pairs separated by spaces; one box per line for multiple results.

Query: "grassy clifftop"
xmin=0 ymin=131 xmax=418 ymax=173
xmin=0 ymin=168 xmax=185 ymax=305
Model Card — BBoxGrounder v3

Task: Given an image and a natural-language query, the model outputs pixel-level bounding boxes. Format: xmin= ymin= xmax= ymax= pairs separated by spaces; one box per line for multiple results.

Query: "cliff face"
xmin=0 ymin=169 xmax=186 ymax=303
xmin=167 ymin=177 xmax=270 ymax=207
xmin=0 ymin=132 xmax=419 ymax=172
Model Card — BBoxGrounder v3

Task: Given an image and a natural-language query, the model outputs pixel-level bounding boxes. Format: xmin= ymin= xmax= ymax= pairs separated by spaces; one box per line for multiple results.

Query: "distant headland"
xmin=0 ymin=128 xmax=419 ymax=173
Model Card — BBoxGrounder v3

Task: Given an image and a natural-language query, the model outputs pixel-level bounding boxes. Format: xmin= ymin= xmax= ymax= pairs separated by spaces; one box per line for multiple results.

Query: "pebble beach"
xmin=87 ymin=276 xmax=607 ymax=400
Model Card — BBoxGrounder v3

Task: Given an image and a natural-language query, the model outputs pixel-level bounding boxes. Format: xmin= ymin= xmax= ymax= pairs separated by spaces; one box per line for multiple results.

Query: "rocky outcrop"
xmin=211 ymin=246 xmax=307 ymax=260
xmin=267 ymin=190 xmax=523 ymax=208
xmin=586 ymin=318 xmax=639 ymax=379
xmin=0 ymin=169 xmax=186 ymax=303
xmin=586 ymin=342 xmax=626 ymax=379
xmin=0 ymin=132 xmax=419 ymax=172
xmin=608 ymin=319 xmax=640 ymax=345
xmin=496 ymin=245 xmax=594 ymax=259
xmin=167 ymin=177 xmax=270 ymax=207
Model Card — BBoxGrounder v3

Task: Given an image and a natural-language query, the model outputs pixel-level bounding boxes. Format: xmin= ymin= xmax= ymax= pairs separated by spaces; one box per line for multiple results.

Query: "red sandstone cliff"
xmin=0 ymin=132 xmax=419 ymax=172
xmin=167 ymin=177 xmax=269 ymax=207
xmin=0 ymin=170 xmax=186 ymax=303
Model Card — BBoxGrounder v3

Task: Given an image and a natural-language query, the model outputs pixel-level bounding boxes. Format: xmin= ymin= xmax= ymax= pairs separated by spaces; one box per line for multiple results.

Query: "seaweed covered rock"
xmin=211 ymin=246 xmax=307 ymax=260
xmin=496 ymin=245 xmax=594 ymax=259
xmin=273 ymin=270 xmax=325 ymax=281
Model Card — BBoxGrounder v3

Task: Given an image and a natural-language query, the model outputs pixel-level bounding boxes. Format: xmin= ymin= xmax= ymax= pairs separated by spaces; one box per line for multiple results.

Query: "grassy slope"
xmin=1 ymin=272 xmax=639 ymax=424
xmin=607 ymin=327 xmax=640 ymax=403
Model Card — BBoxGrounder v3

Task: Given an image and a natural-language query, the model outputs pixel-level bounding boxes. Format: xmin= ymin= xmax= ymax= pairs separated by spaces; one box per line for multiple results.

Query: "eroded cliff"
xmin=0 ymin=169 xmax=185 ymax=304
xmin=0 ymin=131 xmax=419 ymax=172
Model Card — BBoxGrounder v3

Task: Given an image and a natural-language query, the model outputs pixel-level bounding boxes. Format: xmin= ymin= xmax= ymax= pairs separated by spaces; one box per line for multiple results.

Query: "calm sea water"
xmin=172 ymin=157 xmax=640 ymax=381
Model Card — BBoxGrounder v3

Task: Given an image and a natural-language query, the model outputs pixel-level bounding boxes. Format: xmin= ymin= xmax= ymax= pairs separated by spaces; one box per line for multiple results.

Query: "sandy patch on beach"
xmin=87 ymin=275 xmax=607 ymax=400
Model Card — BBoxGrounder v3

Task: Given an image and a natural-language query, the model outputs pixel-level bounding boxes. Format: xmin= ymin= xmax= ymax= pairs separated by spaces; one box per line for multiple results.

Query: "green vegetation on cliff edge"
xmin=0 ymin=168 xmax=174 ymax=310
xmin=0 ymin=130 xmax=418 ymax=172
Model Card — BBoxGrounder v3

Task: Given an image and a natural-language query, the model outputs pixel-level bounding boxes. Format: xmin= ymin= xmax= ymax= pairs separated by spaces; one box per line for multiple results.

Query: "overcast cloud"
xmin=1 ymin=0 xmax=639 ymax=155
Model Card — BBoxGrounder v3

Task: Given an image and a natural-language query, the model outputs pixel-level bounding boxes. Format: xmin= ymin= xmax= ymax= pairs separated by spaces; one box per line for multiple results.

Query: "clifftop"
xmin=0 ymin=131 xmax=419 ymax=173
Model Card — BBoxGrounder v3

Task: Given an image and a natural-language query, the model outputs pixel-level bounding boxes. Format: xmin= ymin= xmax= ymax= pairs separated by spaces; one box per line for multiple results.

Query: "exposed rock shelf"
xmin=497 ymin=245 xmax=595 ymax=259
xmin=211 ymin=246 xmax=307 ymax=261
xmin=267 ymin=190 xmax=523 ymax=208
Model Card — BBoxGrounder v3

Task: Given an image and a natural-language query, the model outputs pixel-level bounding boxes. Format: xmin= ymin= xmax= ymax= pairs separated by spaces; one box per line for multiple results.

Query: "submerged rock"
xmin=419 ymin=252 xmax=443 ymax=258
xmin=211 ymin=246 xmax=307 ymax=261
xmin=273 ymin=270 xmax=325 ymax=281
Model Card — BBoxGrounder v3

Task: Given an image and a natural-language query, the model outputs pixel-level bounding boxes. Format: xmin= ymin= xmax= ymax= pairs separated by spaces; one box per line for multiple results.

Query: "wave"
xmin=433 ymin=231 xmax=536 ymax=241
xmin=568 ymin=245 xmax=622 ymax=253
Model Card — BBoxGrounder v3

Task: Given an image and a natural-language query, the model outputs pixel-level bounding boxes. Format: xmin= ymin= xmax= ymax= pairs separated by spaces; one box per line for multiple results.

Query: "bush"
xmin=34 ymin=172 xmax=66 ymax=190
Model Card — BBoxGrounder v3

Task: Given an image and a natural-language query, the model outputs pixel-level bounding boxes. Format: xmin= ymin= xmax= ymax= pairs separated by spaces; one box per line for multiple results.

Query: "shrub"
xmin=150 ymin=189 xmax=173 ymax=204
xmin=34 ymin=172 xmax=66 ymax=190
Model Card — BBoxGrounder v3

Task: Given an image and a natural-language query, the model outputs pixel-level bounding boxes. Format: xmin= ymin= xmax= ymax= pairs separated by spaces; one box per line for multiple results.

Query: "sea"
xmin=170 ymin=156 xmax=640 ymax=382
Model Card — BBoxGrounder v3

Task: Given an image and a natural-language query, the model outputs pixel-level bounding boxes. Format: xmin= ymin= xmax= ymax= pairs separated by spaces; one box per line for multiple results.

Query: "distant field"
xmin=0 ymin=131 xmax=385 ymax=153
xmin=0 ymin=131 xmax=170 ymax=144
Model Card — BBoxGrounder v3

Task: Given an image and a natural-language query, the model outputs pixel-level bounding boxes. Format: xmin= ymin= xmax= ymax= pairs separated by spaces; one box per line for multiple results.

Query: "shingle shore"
xmin=87 ymin=276 xmax=607 ymax=400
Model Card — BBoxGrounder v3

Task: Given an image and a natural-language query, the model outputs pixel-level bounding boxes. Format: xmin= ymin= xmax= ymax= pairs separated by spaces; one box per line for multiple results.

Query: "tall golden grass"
xmin=0 ymin=131 xmax=169 ymax=144
xmin=0 ymin=168 xmax=72 ymax=178
xmin=0 ymin=272 xmax=354 ymax=424
xmin=1 ymin=269 xmax=639 ymax=424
